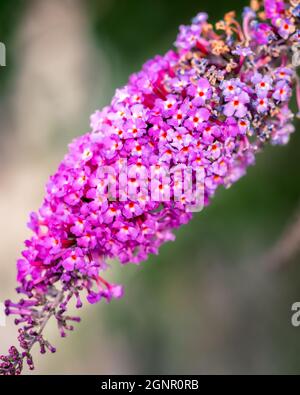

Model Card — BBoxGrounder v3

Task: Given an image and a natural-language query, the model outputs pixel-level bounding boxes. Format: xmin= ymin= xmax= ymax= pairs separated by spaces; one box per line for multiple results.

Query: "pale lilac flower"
xmin=187 ymin=78 xmax=212 ymax=106
xmin=211 ymin=158 xmax=228 ymax=177
xmin=224 ymin=92 xmax=250 ymax=118
xmin=252 ymin=73 xmax=273 ymax=97
xmin=256 ymin=97 xmax=270 ymax=113
xmin=276 ymin=18 xmax=296 ymax=39
xmin=168 ymin=75 xmax=190 ymax=92
xmin=221 ymin=79 xmax=242 ymax=98
xmin=166 ymin=127 xmax=188 ymax=150
xmin=273 ymin=80 xmax=292 ymax=101
xmin=274 ymin=67 xmax=294 ymax=82
xmin=175 ymin=24 xmax=202 ymax=50
xmin=206 ymin=141 xmax=222 ymax=160
xmin=237 ymin=119 xmax=250 ymax=135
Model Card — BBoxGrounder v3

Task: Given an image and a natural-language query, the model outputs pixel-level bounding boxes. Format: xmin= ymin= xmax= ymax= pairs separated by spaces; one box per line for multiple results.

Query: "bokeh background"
xmin=1 ymin=0 xmax=300 ymax=375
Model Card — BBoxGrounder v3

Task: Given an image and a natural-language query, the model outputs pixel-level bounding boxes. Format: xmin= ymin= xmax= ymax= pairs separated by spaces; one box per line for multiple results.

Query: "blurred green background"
xmin=1 ymin=0 xmax=300 ymax=375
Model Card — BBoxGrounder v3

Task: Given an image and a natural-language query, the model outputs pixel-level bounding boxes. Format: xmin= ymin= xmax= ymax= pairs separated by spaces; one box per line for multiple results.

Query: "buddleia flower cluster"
xmin=1 ymin=0 xmax=299 ymax=375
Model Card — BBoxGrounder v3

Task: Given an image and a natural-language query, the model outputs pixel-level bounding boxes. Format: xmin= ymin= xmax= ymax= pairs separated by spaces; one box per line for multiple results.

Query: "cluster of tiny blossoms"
xmin=1 ymin=0 xmax=299 ymax=375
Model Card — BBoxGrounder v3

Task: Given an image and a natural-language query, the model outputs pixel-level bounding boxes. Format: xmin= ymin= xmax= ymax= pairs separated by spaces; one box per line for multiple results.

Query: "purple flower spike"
xmin=1 ymin=0 xmax=299 ymax=375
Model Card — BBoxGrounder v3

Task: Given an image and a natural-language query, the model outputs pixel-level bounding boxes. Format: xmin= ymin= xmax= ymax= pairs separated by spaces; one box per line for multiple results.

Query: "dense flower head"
xmin=1 ymin=0 xmax=299 ymax=375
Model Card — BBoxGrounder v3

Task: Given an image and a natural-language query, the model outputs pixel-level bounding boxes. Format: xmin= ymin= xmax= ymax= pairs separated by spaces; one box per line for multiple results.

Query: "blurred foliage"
xmin=0 ymin=0 xmax=24 ymax=89
xmin=87 ymin=0 xmax=244 ymax=90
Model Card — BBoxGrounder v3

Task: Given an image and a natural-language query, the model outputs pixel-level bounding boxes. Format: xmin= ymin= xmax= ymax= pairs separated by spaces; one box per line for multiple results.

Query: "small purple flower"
xmin=206 ymin=141 xmax=222 ymax=160
xmin=273 ymin=80 xmax=292 ymax=102
xmin=252 ymin=73 xmax=273 ymax=98
xmin=70 ymin=218 xmax=85 ymax=237
xmin=130 ymin=103 xmax=149 ymax=122
xmin=256 ymin=97 xmax=270 ymax=113
xmin=77 ymin=232 xmax=97 ymax=249
xmin=44 ymin=236 xmax=61 ymax=255
xmin=102 ymin=205 xmax=120 ymax=224
xmin=159 ymin=148 xmax=173 ymax=163
xmin=81 ymin=147 xmax=93 ymax=163
xmin=224 ymin=117 xmax=240 ymax=138
xmin=167 ymin=106 xmax=186 ymax=127
xmin=155 ymin=95 xmax=178 ymax=117
xmin=220 ymin=79 xmax=242 ymax=98
xmin=224 ymin=91 xmax=250 ymax=118
xmin=237 ymin=119 xmax=250 ymax=135
xmin=87 ymin=283 xmax=124 ymax=304
xmin=108 ymin=284 xmax=124 ymax=299
xmin=274 ymin=67 xmax=293 ymax=82
xmin=168 ymin=75 xmax=190 ymax=93
xmin=175 ymin=24 xmax=202 ymax=50
xmin=166 ymin=127 xmax=189 ymax=150
xmin=211 ymin=158 xmax=228 ymax=177
xmin=184 ymin=108 xmax=210 ymax=131
xmin=187 ymin=78 xmax=212 ymax=106
xmin=114 ymin=222 xmax=139 ymax=242
xmin=202 ymin=124 xmax=219 ymax=144
xmin=73 ymin=170 xmax=89 ymax=191
xmin=205 ymin=174 xmax=224 ymax=194
xmin=135 ymin=74 xmax=154 ymax=94
xmin=16 ymin=259 xmax=31 ymax=282
xmin=86 ymin=291 xmax=102 ymax=304
xmin=123 ymin=201 xmax=143 ymax=219
xmin=64 ymin=192 xmax=81 ymax=206
xmin=62 ymin=249 xmax=84 ymax=271
xmin=123 ymin=120 xmax=146 ymax=139
xmin=275 ymin=18 xmax=296 ymax=40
